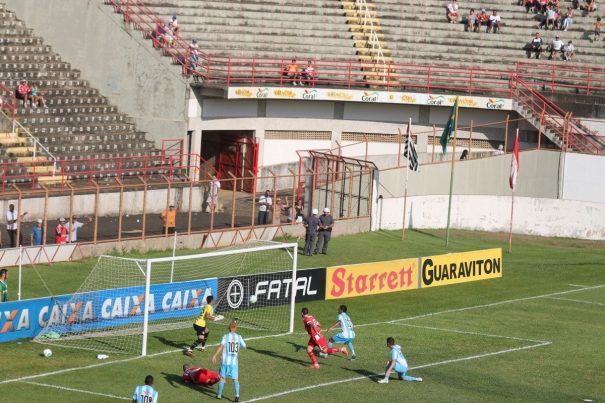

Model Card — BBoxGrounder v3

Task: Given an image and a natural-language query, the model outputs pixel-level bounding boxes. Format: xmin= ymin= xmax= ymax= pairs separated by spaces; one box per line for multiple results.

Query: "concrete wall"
xmin=562 ymin=152 xmax=605 ymax=204
xmin=375 ymin=195 xmax=605 ymax=240
xmin=6 ymin=0 xmax=189 ymax=145
xmin=0 ymin=187 xmax=204 ymax=220
xmin=376 ymin=150 xmax=561 ymax=199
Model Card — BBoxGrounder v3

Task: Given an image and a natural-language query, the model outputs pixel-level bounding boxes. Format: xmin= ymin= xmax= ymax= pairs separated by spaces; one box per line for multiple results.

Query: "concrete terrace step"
xmin=181 ymin=24 xmax=354 ymax=40
xmin=149 ymin=3 xmax=347 ymax=17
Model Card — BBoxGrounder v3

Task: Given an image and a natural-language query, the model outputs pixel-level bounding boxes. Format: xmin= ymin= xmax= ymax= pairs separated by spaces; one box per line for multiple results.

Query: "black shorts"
xmin=194 ymin=324 xmax=207 ymax=336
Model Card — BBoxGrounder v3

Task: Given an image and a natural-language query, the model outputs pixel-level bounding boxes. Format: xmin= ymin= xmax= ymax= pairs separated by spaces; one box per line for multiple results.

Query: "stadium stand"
xmin=0 ymin=3 xmax=159 ymax=182
xmin=373 ymin=0 xmax=605 ymax=68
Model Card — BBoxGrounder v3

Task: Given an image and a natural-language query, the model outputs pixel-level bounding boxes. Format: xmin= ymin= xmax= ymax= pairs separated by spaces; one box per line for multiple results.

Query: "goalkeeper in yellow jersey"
xmin=184 ymin=295 xmax=217 ymax=357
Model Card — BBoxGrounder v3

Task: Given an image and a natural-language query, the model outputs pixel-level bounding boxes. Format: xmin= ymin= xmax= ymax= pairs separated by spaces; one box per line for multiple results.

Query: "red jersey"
xmin=303 ymin=314 xmax=324 ymax=339
xmin=55 ymin=224 xmax=68 ymax=244
xmin=183 ymin=367 xmax=220 ymax=385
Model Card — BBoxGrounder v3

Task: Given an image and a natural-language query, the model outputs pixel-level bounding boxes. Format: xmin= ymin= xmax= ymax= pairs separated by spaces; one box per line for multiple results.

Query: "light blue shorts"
xmin=219 ymin=364 xmax=238 ymax=380
xmin=385 ymin=362 xmax=408 ymax=375
xmin=332 ymin=333 xmax=354 ymax=344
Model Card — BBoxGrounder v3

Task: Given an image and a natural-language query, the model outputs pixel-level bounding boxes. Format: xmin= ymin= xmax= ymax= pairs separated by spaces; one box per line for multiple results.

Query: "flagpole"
xmin=400 ymin=119 xmax=411 ymax=240
xmin=445 ymin=97 xmax=459 ymax=248
xmin=509 ymin=187 xmax=515 ymax=253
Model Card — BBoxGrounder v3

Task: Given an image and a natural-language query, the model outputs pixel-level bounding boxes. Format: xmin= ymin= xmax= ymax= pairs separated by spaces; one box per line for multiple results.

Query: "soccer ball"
xmin=43 ymin=348 xmax=53 ymax=357
xmin=249 ymin=294 xmax=257 ymax=304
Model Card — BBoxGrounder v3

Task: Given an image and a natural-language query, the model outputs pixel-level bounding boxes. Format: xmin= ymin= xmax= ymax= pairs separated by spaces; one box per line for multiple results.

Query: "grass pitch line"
xmin=1 ymin=285 xmax=599 ymax=386
xmin=391 ymin=322 xmax=550 ymax=344
xmin=244 ymin=341 xmax=551 ymax=402
xmin=23 ymin=381 xmax=129 ymax=400
xmin=386 ymin=284 xmax=605 ymax=323
xmin=0 ymin=332 xmax=290 ymax=386
xmin=544 ymin=297 xmax=605 ymax=307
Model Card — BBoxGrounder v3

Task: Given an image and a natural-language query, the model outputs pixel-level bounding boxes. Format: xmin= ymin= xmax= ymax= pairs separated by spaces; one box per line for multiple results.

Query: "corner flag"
xmin=509 ymin=130 xmax=520 ymax=190
xmin=440 ymin=97 xmax=458 ymax=155
xmin=403 ymin=121 xmax=419 ymax=172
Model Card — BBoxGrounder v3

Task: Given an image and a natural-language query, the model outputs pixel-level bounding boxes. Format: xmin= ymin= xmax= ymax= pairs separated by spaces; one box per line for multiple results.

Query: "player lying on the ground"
xmin=185 ymin=295 xmax=217 ymax=357
xmin=327 ymin=304 xmax=357 ymax=360
xmin=302 ymin=307 xmax=348 ymax=369
xmin=378 ymin=337 xmax=423 ymax=383
xmin=182 ymin=364 xmax=221 ymax=386
xmin=212 ymin=321 xmax=247 ymax=402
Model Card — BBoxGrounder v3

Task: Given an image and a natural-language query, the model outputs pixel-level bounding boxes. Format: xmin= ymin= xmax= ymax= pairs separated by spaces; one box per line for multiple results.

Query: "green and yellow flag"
xmin=440 ymin=97 xmax=458 ymax=155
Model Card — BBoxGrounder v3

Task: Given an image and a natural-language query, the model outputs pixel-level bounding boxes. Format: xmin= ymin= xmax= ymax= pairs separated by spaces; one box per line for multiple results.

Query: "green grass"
xmin=1 ymin=229 xmax=604 ymax=402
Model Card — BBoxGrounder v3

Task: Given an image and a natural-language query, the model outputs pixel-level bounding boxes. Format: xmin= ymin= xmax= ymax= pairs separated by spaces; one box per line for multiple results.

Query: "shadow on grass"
xmin=342 ymin=367 xmax=381 ymax=382
xmin=285 ymin=341 xmax=307 ymax=353
xmin=154 ymin=335 xmax=186 ymax=350
xmin=161 ymin=371 xmax=217 ymax=398
xmin=248 ymin=346 xmax=309 ymax=367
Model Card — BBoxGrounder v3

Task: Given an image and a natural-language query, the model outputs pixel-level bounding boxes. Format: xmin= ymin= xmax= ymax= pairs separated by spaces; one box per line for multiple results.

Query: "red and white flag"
xmin=509 ymin=130 xmax=520 ymax=190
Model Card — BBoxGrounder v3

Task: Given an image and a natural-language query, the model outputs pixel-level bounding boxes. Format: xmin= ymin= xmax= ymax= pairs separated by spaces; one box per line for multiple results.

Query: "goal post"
xmin=34 ymin=241 xmax=299 ymax=356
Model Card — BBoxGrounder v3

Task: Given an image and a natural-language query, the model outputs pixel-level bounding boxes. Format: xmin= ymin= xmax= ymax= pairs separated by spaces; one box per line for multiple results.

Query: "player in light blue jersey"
xmin=378 ymin=337 xmax=423 ymax=384
xmin=327 ymin=305 xmax=357 ymax=360
xmin=132 ymin=375 xmax=158 ymax=403
xmin=212 ymin=322 xmax=247 ymax=402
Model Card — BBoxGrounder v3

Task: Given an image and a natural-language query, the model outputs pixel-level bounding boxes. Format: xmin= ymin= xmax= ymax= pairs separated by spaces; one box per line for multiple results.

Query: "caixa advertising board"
xmin=216 ymin=268 xmax=326 ymax=312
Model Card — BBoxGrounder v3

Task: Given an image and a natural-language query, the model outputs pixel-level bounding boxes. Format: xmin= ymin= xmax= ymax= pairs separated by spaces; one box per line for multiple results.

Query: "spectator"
xmin=563 ymin=40 xmax=575 ymax=60
xmin=447 ymin=0 xmax=460 ymax=23
xmin=257 ymin=190 xmax=272 ymax=225
xmin=460 ymin=149 xmax=469 ymax=160
xmin=29 ymin=82 xmax=47 ymax=108
xmin=286 ymin=59 xmax=300 ymax=86
xmin=545 ymin=6 xmax=558 ymax=30
xmin=0 ymin=269 xmax=8 ymax=302
xmin=559 ymin=7 xmax=574 ymax=30
xmin=55 ymin=217 xmax=68 ymax=244
xmin=572 ymin=0 xmax=580 ymax=9
xmin=16 ymin=80 xmax=31 ymax=107
xmin=6 ymin=203 xmax=27 ymax=248
xmin=594 ymin=16 xmax=602 ymax=41
xmin=582 ymin=0 xmax=597 ymax=16
xmin=272 ymin=197 xmax=286 ymax=225
xmin=495 ymin=144 xmax=505 ymax=155
xmin=301 ymin=60 xmax=316 ymax=85
xmin=160 ymin=205 xmax=177 ymax=234
xmin=465 ymin=9 xmax=477 ymax=32
xmin=160 ymin=22 xmax=174 ymax=47
xmin=475 ymin=9 xmax=489 ymax=32
xmin=487 ymin=10 xmax=503 ymax=33
xmin=171 ymin=15 xmax=179 ymax=36
xmin=68 ymin=215 xmax=90 ymax=243
xmin=548 ymin=35 xmax=565 ymax=59
xmin=206 ymin=175 xmax=220 ymax=213
xmin=526 ymin=32 xmax=544 ymax=59
xmin=303 ymin=209 xmax=320 ymax=256
xmin=31 ymin=218 xmax=44 ymax=246
xmin=188 ymin=39 xmax=199 ymax=75
xmin=294 ymin=199 xmax=304 ymax=224
xmin=315 ymin=207 xmax=334 ymax=255
xmin=524 ymin=0 xmax=536 ymax=13
xmin=536 ymin=0 xmax=548 ymax=13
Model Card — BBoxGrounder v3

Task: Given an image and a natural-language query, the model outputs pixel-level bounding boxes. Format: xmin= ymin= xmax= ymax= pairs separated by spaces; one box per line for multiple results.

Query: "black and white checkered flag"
xmin=403 ymin=126 xmax=419 ymax=172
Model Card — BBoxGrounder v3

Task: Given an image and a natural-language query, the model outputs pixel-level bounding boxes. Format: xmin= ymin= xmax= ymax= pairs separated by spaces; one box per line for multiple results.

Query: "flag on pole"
xmin=403 ymin=121 xmax=419 ymax=172
xmin=509 ymin=130 xmax=520 ymax=190
xmin=440 ymin=97 xmax=458 ymax=155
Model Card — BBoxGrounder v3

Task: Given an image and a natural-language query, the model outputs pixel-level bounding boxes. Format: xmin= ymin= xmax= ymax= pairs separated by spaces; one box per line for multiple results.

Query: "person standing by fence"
xmin=303 ymin=209 xmax=320 ymax=256
xmin=6 ymin=204 xmax=27 ymax=248
xmin=315 ymin=207 xmax=334 ymax=255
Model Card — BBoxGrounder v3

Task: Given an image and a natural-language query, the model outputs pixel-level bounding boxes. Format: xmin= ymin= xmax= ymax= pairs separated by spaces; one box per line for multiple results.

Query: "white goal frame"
xmin=140 ymin=241 xmax=298 ymax=356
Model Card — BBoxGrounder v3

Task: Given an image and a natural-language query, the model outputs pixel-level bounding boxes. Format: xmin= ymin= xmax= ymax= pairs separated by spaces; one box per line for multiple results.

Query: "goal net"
xmin=34 ymin=241 xmax=298 ymax=355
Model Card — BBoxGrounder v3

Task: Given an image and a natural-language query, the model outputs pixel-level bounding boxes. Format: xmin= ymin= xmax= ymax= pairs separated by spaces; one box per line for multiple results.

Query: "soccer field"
xmin=0 ymin=229 xmax=604 ymax=402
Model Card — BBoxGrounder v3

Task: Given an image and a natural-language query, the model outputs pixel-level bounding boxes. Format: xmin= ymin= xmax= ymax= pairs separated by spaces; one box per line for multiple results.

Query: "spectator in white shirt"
xmin=563 ymin=41 xmax=575 ymax=61
xmin=257 ymin=190 xmax=273 ymax=226
xmin=68 ymin=215 xmax=90 ymax=243
xmin=548 ymin=36 xmax=564 ymax=60
xmin=5 ymin=204 xmax=27 ymax=248
xmin=487 ymin=10 xmax=502 ymax=33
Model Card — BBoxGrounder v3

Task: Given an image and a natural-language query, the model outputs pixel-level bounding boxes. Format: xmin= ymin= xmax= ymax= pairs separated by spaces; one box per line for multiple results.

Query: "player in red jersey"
xmin=182 ymin=364 xmax=221 ymax=386
xmin=301 ymin=307 xmax=348 ymax=369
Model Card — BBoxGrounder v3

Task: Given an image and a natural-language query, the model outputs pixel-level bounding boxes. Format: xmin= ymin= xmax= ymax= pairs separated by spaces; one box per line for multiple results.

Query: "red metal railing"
xmin=0 ymin=153 xmax=215 ymax=191
xmin=104 ymin=1 xmax=605 ymax=96
xmin=510 ymin=78 xmax=603 ymax=154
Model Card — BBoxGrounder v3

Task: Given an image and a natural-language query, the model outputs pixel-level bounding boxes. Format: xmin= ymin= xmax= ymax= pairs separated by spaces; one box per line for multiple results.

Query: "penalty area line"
xmin=244 ymin=341 xmax=551 ymax=402
xmin=22 ymin=381 xmax=130 ymax=400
